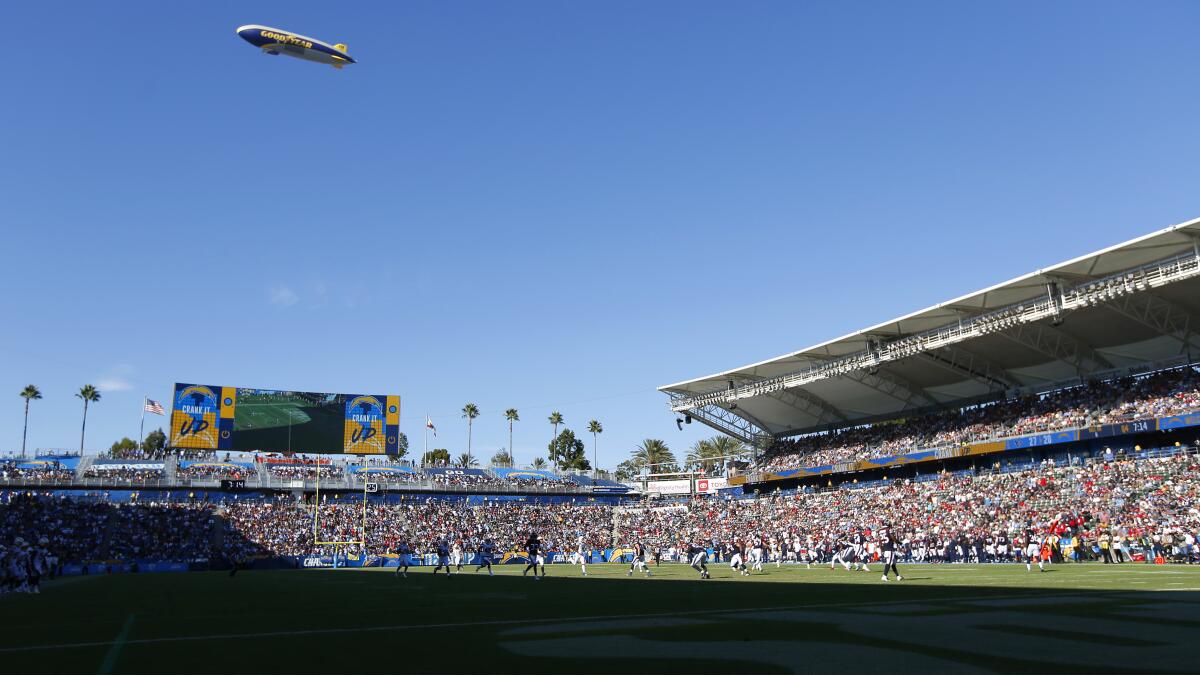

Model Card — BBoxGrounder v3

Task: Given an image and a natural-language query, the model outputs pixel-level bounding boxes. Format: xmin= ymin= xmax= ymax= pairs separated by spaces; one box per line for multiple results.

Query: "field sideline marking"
xmin=0 ymin=590 xmax=1078 ymax=654
xmin=94 ymin=614 xmax=133 ymax=675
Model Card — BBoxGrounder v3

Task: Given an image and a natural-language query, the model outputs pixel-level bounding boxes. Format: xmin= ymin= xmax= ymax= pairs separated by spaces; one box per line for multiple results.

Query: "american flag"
xmin=144 ymin=398 xmax=165 ymax=416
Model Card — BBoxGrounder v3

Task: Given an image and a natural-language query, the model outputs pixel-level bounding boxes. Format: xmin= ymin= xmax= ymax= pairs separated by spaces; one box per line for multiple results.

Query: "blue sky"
xmin=2 ymin=1 xmax=1199 ymax=467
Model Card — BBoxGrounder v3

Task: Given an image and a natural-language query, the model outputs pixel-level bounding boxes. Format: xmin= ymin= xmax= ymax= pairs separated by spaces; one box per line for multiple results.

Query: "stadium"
xmin=3 ymin=218 xmax=1199 ymax=672
xmin=5 ymin=6 xmax=1200 ymax=675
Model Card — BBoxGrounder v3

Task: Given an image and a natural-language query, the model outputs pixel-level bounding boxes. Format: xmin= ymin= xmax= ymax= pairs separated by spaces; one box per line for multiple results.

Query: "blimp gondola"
xmin=236 ymin=25 xmax=356 ymax=69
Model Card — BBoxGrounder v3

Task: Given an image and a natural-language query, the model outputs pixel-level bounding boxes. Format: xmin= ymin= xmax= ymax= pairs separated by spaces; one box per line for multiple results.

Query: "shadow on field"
xmin=2 ymin=565 xmax=1198 ymax=675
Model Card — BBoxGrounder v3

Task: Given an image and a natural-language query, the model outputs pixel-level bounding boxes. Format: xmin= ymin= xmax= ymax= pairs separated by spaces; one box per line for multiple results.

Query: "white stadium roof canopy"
xmin=659 ymin=216 xmax=1200 ymax=444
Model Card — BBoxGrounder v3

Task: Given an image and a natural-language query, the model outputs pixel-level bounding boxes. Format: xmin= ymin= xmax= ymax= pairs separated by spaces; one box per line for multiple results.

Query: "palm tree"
xmin=461 ymin=403 xmax=480 ymax=466
xmin=76 ymin=384 xmax=101 ymax=454
xmin=587 ymin=419 xmax=603 ymax=475
xmin=531 ymin=456 xmax=547 ymax=470
xmin=632 ymin=438 xmax=677 ymax=474
xmin=19 ymin=385 xmax=42 ymax=459
xmin=686 ymin=436 xmax=746 ymax=474
xmin=455 ymin=452 xmax=478 ymax=468
xmin=707 ymin=435 xmax=748 ymax=474
xmin=548 ymin=411 xmax=564 ymax=468
xmin=504 ymin=408 xmax=519 ymax=465
xmin=685 ymin=438 xmax=712 ymax=472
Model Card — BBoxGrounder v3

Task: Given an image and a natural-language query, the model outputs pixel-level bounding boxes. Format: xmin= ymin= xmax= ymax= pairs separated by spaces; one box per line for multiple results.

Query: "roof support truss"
xmin=919 ymin=345 xmax=1020 ymax=390
xmin=673 ymin=401 xmax=769 ymax=446
xmin=997 ymin=322 xmax=1115 ymax=377
xmin=1104 ymin=292 xmax=1200 ymax=357
xmin=842 ymin=369 xmax=939 ymax=410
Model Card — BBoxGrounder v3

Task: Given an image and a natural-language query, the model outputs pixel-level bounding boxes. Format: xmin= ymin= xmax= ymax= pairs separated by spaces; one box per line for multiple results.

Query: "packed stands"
xmin=176 ymin=461 xmax=255 ymax=481
xmin=759 ymin=367 xmax=1200 ymax=472
xmin=82 ymin=460 xmax=166 ymax=483
xmin=618 ymin=450 xmax=1200 ymax=564
xmin=4 ymin=446 xmax=1198 ymax=569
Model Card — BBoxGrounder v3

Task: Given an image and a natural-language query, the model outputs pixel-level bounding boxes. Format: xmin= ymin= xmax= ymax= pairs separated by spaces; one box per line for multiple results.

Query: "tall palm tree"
xmin=632 ymin=438 xmax=677 ymax=474
xmin=707 ymin=435 xmax=748 ymax=474
xmin=504 ymin=408 xmax=519 ymax=465
xmin=455 ymin=452 xmax=479 ymax=468
xmin=76 ymin=384 xmax=101 ymax=454
xmin=19 ymin=384 xmax=42 ymax=459
xmin=685 ymin=438 xmax=713 ymax=472
xmin=587 ymin=419 xmax=603 ymax=474
xmin=548 ymin=411 xmax=564 ymax=468
xmin=461 ymin=403 xmax=480 ymax=466
xmin=531 ymin=456 xmax=547 ymax=470
xmin=687 ymin=436 xmax=745 ymax=475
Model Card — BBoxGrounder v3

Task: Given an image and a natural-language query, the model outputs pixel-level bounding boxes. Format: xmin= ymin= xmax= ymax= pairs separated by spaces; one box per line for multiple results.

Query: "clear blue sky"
xmin=3 ymin=1 xmax=1199 ymax=467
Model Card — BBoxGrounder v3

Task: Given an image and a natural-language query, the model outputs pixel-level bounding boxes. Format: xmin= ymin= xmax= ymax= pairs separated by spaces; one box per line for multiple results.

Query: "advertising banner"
xmin=694 ymin=477 xmax=728 ymax=494
xmin=646 ymin=479 xmax=691 ymax=495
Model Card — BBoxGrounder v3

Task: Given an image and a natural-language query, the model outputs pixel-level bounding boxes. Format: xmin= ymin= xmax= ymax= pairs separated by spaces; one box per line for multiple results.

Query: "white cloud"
xmin=96 ymin=378 xmax=133 ymax=392
xmin=270 ymin=285 xmax=299 ymax=307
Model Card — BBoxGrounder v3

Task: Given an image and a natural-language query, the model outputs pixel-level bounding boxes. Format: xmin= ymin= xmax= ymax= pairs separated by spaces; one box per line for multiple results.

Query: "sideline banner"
xmin=646 ymin=479 xmax=691 ymax=495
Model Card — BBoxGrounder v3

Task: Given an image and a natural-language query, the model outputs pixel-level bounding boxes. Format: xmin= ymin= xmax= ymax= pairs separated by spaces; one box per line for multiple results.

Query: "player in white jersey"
xmin=728 ymin=542 xmax=749 ymax=576
xmin=569 ymin=537 xmax=589 ymax=576
xmin=749 ymin=539 xmax=765 ymax=573
xmin=1024 ymin=528 xmax=1046 ymax=572
xmin=451 ymin=540 xmax=463 ymax=573
xmin=851 ymin=532 xmax=872 ymax=572
xmin=831 ymin=537 xmax=854 ymax=571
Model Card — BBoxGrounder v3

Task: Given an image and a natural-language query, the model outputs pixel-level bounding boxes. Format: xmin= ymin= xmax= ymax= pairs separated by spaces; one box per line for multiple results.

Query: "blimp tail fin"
xmin=333 ymin=43 xmax=348 ymax=53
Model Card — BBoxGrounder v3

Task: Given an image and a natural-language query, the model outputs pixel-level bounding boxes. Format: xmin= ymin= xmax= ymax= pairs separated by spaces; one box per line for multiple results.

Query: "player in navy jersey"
xmin=523 ymin=533 xmax=545 ymax=579
xmin=688 ymin=542 xmax=710 ymax=579
xmin=628 ymin=542 xmax=652 ymax=576
xmin=475 ymin=537 xmax=495 ymax=576
xmin=879 ymin=527 xmax=902 ymax=582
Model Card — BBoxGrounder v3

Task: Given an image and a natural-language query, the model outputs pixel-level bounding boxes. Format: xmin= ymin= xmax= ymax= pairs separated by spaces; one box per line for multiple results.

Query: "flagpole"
xmin=424 ymin=412 xmax=428 ymax=466
xmin=139 ymin=396 xmax=146 ymax=452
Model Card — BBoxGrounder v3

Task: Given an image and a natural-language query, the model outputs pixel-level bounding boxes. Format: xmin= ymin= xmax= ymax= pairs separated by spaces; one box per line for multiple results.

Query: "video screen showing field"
xmin=232 ymin=389 xmax=347 ymax=453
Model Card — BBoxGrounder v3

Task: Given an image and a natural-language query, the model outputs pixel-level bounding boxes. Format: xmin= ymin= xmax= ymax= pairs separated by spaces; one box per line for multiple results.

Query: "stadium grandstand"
xmin=660 ymin=217 xmax=1200 ymax=491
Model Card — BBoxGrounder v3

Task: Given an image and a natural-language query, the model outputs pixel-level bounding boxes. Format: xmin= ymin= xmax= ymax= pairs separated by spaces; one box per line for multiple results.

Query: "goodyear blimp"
xmin=236 ymin=25 xmax=356 ymax=69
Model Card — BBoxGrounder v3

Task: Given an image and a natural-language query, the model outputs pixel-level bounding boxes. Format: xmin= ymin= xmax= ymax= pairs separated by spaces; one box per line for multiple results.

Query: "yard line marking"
xmin=0 ymin=590 xmax=1063 ymax=654
xmin=95 ymin=614 xmax=134 ymax=675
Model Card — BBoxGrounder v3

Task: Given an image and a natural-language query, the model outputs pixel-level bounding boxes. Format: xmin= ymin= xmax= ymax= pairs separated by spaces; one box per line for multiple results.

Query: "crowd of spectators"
xmin=105 ymin=501 xmax=214 ymax=561
xmin=352 ymin=471 xmax=426 ymax=485
xmin=0 ymin=465 xmax=75 ymax=482
xmin=6 ymin=448 xmax=1197 ymax=567
xmin=506 ymin=476 xmax=579 ymax=490
xmin=618 ymin=451 xmax=1200 ymax=564
xmin=82 ymin=467 xmax=166 ymax=483
xmin=266 ymin=465 xmax=345 ymax=481
xmin=106 ymin=447 xmax=213 ymax=462
xmin=759 ymin=367 xmax=1200 ymax=472
xmin=176 ymin=464 xmax=254 ymax=481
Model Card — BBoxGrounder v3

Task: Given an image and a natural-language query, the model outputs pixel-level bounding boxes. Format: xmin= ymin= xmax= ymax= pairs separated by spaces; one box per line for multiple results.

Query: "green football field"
xmin=232 ymin=402 xmax=344 ymax=453
xmin=2 ymin=563 xmax=1198 ymax=674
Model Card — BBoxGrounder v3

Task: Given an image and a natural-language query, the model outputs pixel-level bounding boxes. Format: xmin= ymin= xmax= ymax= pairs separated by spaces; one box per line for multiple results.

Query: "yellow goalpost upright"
xmin=312 ymin=460 xmax=369 ymax=555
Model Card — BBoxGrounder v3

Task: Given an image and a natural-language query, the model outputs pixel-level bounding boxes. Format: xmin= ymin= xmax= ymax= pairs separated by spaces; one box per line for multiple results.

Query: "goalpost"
xmin=312 ymin=459 xmax=370 ymax=565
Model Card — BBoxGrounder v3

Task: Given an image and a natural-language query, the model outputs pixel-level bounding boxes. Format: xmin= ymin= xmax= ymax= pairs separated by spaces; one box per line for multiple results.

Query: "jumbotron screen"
xmin=168 ymin=384 xmax=401 ymax=454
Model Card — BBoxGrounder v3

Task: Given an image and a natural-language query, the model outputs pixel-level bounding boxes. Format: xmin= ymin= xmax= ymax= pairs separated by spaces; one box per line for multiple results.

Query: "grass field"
xmin=2 ymin=563 xmax=1198 ymax=674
